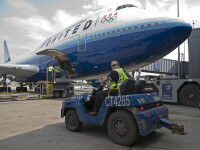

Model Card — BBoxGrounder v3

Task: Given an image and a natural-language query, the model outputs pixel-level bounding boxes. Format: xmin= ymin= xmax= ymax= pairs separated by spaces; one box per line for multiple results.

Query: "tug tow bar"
xmin=160 ymin=117 xmax=187 ymax=135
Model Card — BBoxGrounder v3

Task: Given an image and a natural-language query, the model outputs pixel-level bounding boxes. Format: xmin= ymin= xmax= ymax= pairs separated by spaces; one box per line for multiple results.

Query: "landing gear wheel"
xmin=7 ymin=87 xmax=11 ymax=92
xmin=16 ymin=87 xmax=27 ymax=92
xmin=0 ymin=87 xmax=11 ymax=92
xmin=65 ymin=109 xmax=83 ymax=132
xmin=22 ymin=87 xmax=27 ymax=92
xmin=16 ymin=87 xmax=20 ymax=92
xmin=107 ymin=110 xmax=139 ymax=146
xmin=179 ymin=83 xmax=200 ymax=107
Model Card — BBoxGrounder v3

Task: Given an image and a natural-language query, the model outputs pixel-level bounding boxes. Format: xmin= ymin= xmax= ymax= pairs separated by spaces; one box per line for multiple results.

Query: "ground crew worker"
xmin=54 ymin=65 xmax=60 ymax=72
xmin=48 ymin=64 xmax=54 ymax=72
xmin=47 ymin=64 xmax=54 ymax=81
xmin=89 ymin=60 xmax=129 ymax=116
xmin=54 ymin=65 xmax=61 ymax=78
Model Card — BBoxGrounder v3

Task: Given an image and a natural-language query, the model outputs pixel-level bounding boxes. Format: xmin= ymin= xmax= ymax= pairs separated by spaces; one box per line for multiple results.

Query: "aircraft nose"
xmin=170 ymin=20 xmax=192 ymax=44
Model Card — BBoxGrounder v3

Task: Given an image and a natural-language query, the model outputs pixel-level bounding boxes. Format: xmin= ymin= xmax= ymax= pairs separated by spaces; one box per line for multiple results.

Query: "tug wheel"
xmin=107 ymin=110 xmax=139 ymax=146
xmin=65 ymin=109 xmax=82 ymax=132
xmin=179 ymin=83 xmax=200 ymax=107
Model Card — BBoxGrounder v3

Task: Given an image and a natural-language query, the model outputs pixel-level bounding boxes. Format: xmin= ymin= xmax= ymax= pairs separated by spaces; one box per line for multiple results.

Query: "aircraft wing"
xmin=0 ymin=64 xmax=39 ymax=77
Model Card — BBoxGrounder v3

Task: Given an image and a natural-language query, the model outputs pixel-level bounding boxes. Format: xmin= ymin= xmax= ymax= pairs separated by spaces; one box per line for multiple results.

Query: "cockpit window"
xmin=127 ymin=4 xmax=136 ymax=8
xmin=116 ymin=4 xmax=137 ymax=11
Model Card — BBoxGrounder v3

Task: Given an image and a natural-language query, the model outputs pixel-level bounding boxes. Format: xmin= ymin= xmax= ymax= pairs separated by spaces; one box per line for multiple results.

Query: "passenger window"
xmin=112 ymin=31 xmax=115 ymax=35
xmin=141 ymin=25 xmax=144 ymax=30
xmin=162 ymin=22 xmax=166 ymax=27
xmin=94 ymin=35 xmax=97 ymax=39
xmin=116 ymin=6 xmax=122 ymax=11
xmin=155 ymin=23 xmax=159 ymax=28
xmin=134 ymin=26 xmax=137 ymax=31
xmin=128 ymin=27 xmax=131 ymax=33
xmin=103 ymin=33 xmax=106 ymax=38
xmin=126 ymin=4 xmax=136 ymax=8
xmin=122 ymin=28 xmax=126 ymax=33
xmin=147 ymin=24 xmax=151 ymax=29
xmin=117 ymin=30 xmax=120 ymax=36
xmin=99 ymin=34 xmax=101 ymax=38
xmin=107 ymin=32 xmax=110 ymax=37
xmin=90 ymin=36 xmax=93 ymax=40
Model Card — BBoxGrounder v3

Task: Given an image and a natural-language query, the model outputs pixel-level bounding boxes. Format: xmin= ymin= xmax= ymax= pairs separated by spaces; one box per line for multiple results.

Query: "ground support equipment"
xmin=61 ymin=92 xmax=186 ymax=146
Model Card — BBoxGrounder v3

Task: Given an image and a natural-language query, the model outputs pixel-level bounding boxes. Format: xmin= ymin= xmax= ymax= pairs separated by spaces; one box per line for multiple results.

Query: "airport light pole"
xmin=177 ymin=0 xmax=180 ymax=79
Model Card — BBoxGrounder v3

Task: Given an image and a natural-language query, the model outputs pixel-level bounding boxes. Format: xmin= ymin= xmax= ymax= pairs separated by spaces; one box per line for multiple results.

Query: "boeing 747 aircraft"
xmin=0 ymin=2 xmax=192 ymax=86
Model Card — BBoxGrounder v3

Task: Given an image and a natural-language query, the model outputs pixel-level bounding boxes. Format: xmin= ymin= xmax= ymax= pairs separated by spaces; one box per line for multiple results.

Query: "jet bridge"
xmin=140 ymin=58 xmax=188 ymax=78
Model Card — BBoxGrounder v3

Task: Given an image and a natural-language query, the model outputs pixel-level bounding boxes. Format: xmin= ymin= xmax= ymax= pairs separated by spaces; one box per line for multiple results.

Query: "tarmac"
xmin=0 ymin=98 xmax=199 ymax=150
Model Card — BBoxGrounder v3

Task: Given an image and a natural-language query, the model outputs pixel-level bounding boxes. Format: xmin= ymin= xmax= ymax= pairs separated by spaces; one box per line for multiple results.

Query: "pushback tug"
xmin=61 ymin=79 xmax=186 ymax=146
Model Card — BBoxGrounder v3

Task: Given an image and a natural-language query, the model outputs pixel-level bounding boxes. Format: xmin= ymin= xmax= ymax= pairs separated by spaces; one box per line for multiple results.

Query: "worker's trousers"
xmin=94 ymin=89 xmax=118 ymax=113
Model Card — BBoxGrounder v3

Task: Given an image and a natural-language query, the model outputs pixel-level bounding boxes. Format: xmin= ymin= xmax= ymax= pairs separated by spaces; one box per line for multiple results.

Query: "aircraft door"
xmin=36 ymin=49 xmax=77 ymax=76
xmin=78 ymin=33 xmax=87 ymax=52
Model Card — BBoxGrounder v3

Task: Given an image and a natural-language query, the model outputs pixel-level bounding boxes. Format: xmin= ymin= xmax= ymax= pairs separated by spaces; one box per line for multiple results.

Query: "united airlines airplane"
xmin=0 ymin=2 xmax=192 ymax=84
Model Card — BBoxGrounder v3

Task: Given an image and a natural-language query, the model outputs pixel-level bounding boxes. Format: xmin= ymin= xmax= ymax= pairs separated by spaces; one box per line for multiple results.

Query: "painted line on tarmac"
xmin=169 ymin=114 xmax=200 ymax=120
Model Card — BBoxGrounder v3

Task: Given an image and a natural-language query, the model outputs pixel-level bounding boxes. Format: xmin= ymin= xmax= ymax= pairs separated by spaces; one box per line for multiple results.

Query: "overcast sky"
xmin=0 ymin=0 xmax=199 ymax=64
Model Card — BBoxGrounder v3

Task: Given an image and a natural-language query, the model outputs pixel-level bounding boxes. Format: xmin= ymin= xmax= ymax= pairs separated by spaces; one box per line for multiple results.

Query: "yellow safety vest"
xmin=54 ymin=66 xmax=60 ymax=73
xmin=48 ymin=66 xmax=54 ymax=72
xmin=109 ymin=68 xmax=128 ymax=89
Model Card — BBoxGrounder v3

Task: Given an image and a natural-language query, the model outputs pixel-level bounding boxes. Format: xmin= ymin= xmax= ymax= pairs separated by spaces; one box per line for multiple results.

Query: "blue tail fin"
xmin=3 ymin=40 xmax=11 ymax=63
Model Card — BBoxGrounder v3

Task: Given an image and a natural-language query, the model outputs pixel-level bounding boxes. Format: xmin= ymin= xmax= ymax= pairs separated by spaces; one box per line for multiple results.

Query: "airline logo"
xmin=101 ymin=12 xmax=118 ymax=24
xmin=40 ymin=19 xmax=93 ymax=49
xmin=166 ymin=85 xmax=172 ymax=91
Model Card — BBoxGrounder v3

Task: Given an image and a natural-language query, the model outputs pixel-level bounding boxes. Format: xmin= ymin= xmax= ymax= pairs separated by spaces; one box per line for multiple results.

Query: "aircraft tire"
xmin=34 ymin=87 xmax=37 ymax=94
xmin=65 ymin=109 xmax=82 ymax=132
xmin=16 ymin=87 xmax=20 ymax=92
xmin=16 ymin=87 xmax=27 ymax=92
xmin=179 ymin=83 xmax=200 ymax=107
xmin=0 ymin=87 xmax=6 ymax=92
xmin=107 ymin=110 xmax=139 ymax=146
xmin=7 ymin=87 xmax=11 ymax=92
xmin=0 ymin=87 xmax=11 ymax=92
xmin=22 ymin=87 xmax=27 ymax=92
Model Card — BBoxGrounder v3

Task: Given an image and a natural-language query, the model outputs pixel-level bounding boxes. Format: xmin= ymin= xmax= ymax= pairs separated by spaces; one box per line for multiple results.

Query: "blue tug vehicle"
xmin=61 ymin=79 xmax=186 ymax=146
